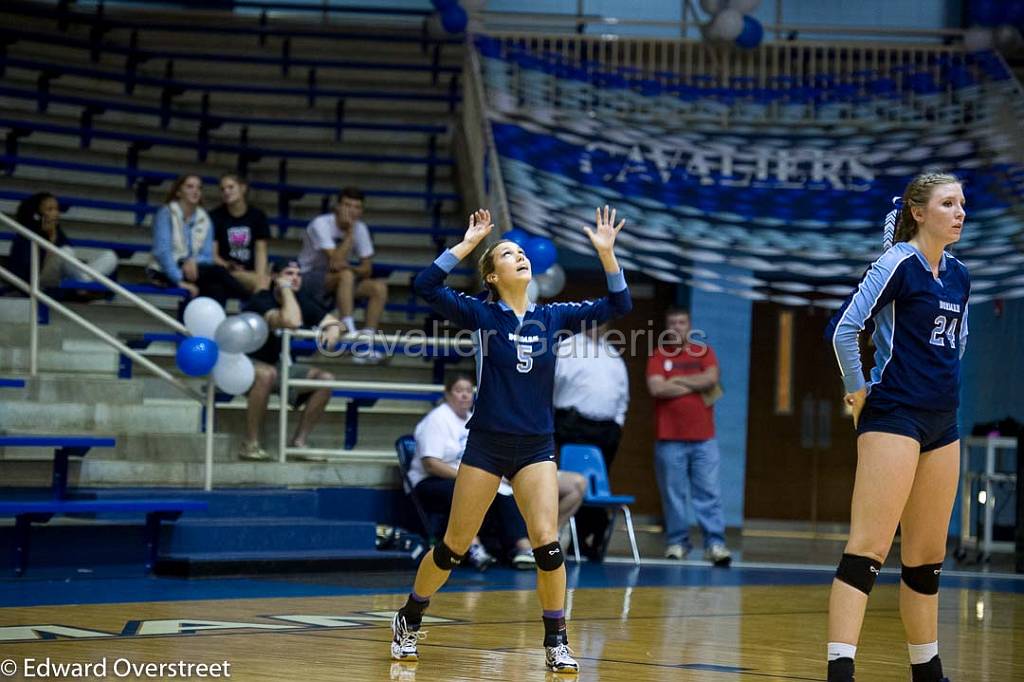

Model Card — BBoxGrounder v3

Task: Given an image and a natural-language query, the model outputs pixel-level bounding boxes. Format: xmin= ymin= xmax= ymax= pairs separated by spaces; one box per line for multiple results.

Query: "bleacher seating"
xmin=0 ymin=435 xmax=207 ymax=574
xmin=0 ymin=0 xmax=472 ymax=491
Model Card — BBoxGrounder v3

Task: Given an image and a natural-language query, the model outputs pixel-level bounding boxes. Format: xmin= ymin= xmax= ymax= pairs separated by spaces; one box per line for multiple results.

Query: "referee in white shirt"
xmin=553 ymin=321 xmax=630 ymax=561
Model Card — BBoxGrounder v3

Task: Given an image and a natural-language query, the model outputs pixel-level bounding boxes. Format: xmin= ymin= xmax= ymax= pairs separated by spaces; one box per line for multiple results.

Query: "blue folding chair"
xmin=394 ymin=435 xmax=440 ymax=543
xmin=560 ymin=443 xmax=640 ymax=565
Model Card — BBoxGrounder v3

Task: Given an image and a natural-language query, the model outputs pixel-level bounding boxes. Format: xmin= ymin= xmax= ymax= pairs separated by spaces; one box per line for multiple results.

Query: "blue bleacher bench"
xmin=0 ymin=378 xmax=26 ymax=388
xmin=0 ymin=435 xmax=208 ymax=575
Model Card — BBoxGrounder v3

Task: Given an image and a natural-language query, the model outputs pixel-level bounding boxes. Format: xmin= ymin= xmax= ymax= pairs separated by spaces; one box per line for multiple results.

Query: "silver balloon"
xmin=237 ymin=311 xmax=269 ymax=353
xmin=215 ymin=315 xmax=257 ymax=354
xmin=526 ymin=279 xmax=540 ymax=303
xmin=535 ymin=263 xmax=566 ymax=298
xmin=699 ymin=0 xmax=725 ymax=14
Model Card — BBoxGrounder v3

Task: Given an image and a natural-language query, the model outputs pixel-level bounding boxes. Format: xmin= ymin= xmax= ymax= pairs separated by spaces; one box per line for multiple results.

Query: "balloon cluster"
xmin=174 ymin=297 xmax=269 ymax=395
xmin=431 ymin=0 xmax=468 ymax=34
xmin=701 ymin=0 xmax=764 ymax=49
xmin=503 ymin=229 xmax=566 ymax=302
xmin=964 ymin=0 xmax=1024 ymax=53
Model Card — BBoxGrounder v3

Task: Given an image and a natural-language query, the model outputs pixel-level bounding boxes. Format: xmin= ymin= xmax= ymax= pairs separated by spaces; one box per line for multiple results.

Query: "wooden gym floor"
xmin=1 ymin=560 xmax=1022 ymax=681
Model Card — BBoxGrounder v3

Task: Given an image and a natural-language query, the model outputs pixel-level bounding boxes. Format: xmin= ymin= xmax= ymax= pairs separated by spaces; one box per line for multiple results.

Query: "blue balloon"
xmin=176 ymin=336 xmax=219 ymax=376
xmin=503 ymin=228 xmax=531 ymax=246
xmin=735 ymin=16 xmax=764 ymax=49
xmin=441 ymin=5 xmax=468 ymax=33
xmin=524 ymin=236 xmax=557 ymax=274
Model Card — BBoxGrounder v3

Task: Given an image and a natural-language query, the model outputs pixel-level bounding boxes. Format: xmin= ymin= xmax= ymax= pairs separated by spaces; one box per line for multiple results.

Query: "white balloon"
xmin=699 ymin=0 xmax=725 ymax=14
xmin=728 ymin=0 xmax=761 ymax=13
xmin=709 ymin=8 xmax=744 ymax=40
xmin=183 ymin=297 xmax=225 ymax=339
xmin=526 ymin=279 xmax=540 ymax=303
xmin=964 ymin=26 xmax=995 ymax=52
xmin=212 ymin=352 xmax=255 ymax=395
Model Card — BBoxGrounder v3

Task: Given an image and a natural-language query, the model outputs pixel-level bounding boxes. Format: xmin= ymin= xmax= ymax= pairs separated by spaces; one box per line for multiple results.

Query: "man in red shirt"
xmin=646 ymin=307 xmax=731 ymax=566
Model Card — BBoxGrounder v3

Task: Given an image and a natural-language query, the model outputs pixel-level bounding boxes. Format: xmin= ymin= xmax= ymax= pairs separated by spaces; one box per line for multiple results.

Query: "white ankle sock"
xmin=828 ymin=642 xmax=857 ymax=662
xmin=908 ymin=641 xmax=938 ymax=665
xmin=341 ymin=316 xmax=357 ymax=335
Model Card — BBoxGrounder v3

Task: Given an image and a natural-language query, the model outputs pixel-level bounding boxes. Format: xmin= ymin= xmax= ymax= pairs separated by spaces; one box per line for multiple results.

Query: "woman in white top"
xmin=412 ymin=374 xmax=534 ymax=570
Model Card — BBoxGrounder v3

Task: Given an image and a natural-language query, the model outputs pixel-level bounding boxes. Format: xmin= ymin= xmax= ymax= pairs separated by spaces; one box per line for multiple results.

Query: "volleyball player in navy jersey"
xmin=390 ymin=206 xmax=631 ymax=673
xmin=824 ymin=173 xmax=968 ymax=682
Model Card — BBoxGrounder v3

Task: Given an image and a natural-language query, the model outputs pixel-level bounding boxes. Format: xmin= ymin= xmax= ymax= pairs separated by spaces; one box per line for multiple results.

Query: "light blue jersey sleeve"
xmin=826 ymin=247 xmax=913 ymax=394
xmin=959 ymin=292 xmax=970 ymax=360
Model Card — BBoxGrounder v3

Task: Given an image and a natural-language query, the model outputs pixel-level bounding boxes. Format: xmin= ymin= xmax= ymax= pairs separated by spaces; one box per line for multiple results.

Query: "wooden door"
xmin=744 ymin=303 xmax=859 ymax=523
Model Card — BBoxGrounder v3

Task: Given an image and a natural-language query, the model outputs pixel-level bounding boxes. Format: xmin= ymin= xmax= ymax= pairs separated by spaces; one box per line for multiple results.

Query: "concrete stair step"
xmin=0 ymin=344 xmax=119 ymax=374
xmin=0 ymin=398 xmax=201 ymax=433
xmin=0 ymin=456 xmax=398 ymax=488
xmin=0 ymin=372 xmax=145 ymax=404
xmin=76 ymin=457 xmax=399 ymax=488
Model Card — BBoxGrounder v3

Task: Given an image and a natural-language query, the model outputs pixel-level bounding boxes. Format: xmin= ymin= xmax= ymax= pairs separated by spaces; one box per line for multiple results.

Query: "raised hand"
xmin=584 ymin=205 xmax=625 ymax=255
xmin=464 ymin=209 xmax=493 ymax=247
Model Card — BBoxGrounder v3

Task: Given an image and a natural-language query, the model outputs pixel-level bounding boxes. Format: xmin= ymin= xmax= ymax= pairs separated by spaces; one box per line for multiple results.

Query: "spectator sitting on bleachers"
xmin=239 ymin=260 xmax=341 ymax=462
xmin=298 ymin=187 xmax=389 ymax=364
xmin=9 ymin=192 xmax=118 ymax=293
xmin=147 ymin=174 xmax=250 ymax=306
xmin=210 ymin=173 xmax=270 ymax=294
xmin=410 ymin=374 xmax=536 ymax=570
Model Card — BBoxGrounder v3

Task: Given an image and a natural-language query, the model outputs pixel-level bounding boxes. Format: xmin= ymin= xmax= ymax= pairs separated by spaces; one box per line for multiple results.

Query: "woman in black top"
xmin=209 ymin=174 xmax=271 ymax=294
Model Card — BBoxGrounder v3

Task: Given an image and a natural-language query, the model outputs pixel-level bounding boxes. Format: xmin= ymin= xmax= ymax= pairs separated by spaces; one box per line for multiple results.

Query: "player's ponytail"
xmin=881 ymin=196 xmax=902 ymax=251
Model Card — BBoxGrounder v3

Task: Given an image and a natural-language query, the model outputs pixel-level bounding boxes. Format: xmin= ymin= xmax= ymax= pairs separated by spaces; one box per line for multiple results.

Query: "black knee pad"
xmin=901 ymin=562 xmax=942 ymax=595
xmin=533 ymin=541 xmax=564 ymax=571
xmin=431 ymin=542 xmax=465 ymax=570
xmin=835 ymin=553 xmax=882 ymax=595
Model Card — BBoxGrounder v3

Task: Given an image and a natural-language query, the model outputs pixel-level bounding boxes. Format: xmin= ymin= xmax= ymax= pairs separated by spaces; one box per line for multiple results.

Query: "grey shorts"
xmin=301 ymin=268 xmax=334 ymax=308
xmin=254 ymin=361 xmax=318 ymax=408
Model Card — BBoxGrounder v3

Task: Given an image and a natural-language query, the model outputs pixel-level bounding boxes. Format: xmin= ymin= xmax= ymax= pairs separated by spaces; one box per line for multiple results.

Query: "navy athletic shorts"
xmin=856 ymin=396 xmax=959 ymax=452
xmin=461 ymin=429 xmax=557 ymax=479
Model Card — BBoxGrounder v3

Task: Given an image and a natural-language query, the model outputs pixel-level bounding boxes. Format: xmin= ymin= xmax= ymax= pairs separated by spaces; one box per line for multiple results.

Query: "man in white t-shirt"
xmin=297 ymin=187 xmax=389 ymax=362
xmin=410 ymin=375 xmax=535 ymax=570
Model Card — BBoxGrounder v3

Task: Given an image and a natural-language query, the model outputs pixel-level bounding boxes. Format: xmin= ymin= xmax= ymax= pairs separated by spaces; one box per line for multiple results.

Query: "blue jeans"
xmin=654 ymin=439 xmax=726 ymax=548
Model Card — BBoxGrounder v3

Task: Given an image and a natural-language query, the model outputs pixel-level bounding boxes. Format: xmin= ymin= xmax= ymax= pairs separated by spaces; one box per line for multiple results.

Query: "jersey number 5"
xmin=930 ymin=315 xmax=958 ymax=349
xmin=516 ymin=343 xmax=534 ymax=373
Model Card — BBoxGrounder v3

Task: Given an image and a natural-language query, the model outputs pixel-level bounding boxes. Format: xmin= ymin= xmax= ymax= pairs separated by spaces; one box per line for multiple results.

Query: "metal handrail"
xmin=479 ymin=7 xmax=967 ymax=44
xmin=276 ymin=328 xmax=475 ymax=462
xmin=0 ymin=212 xmax=219 ymax=490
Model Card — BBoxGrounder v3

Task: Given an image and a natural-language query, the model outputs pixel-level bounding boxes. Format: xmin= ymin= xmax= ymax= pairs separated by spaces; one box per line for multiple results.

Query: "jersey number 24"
xmin=930 ymin=315 xmax=958 ymax=349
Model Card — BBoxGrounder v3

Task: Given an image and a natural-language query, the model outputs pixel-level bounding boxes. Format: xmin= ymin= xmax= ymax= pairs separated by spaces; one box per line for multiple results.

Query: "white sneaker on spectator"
xmin=351 ymin=329 xmax=384 ymax=365
xmin=664 ymin=544 xmax=689 ymax=560
xmin=705 ymin=544 xmax=732 ymax=567
xmin=512 ymin=548 xmax=536 ymax=570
